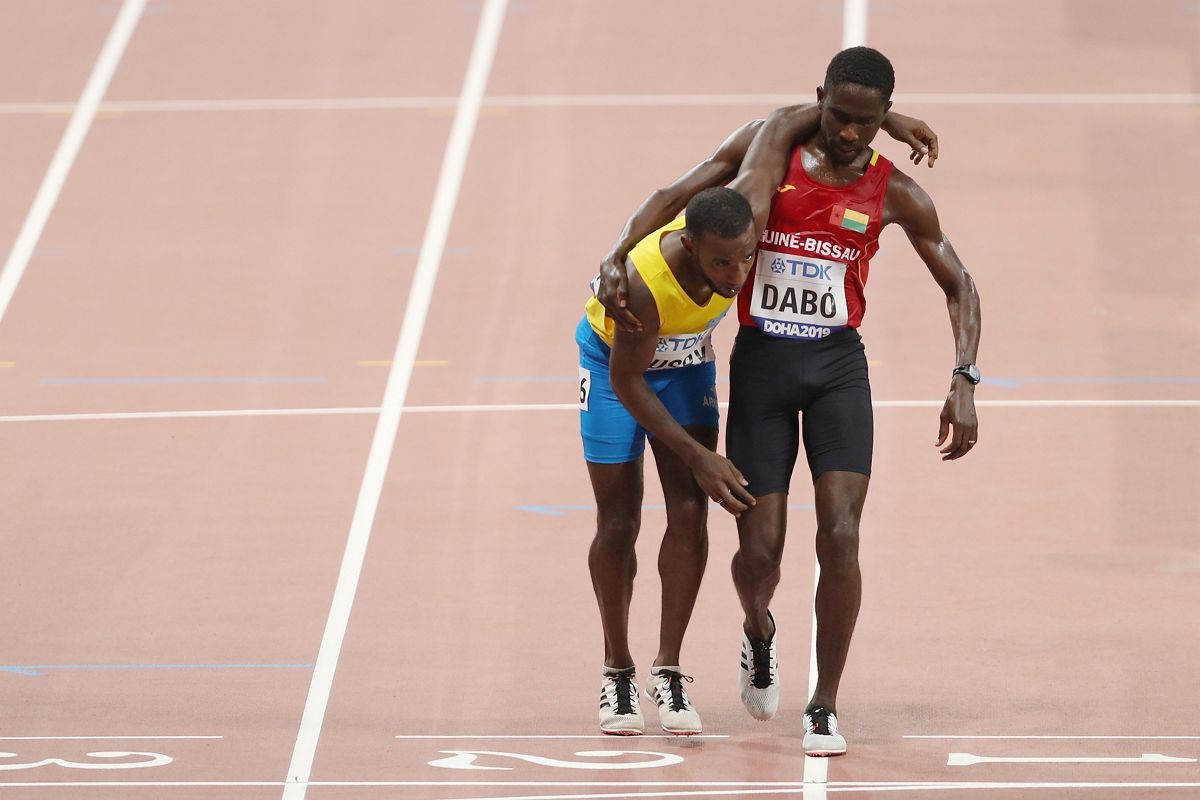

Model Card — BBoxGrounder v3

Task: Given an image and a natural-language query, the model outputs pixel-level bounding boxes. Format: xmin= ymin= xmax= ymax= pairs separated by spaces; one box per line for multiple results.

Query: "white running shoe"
xmin=645 ymin=667 xmax=702 ymax=735
xmin=598 ymin=668 xmax=644 ymax=735
xmin=739 ymin=611 xmax=779 ymax=720
xmin=803 ymin=706 xmax=847 ymax=756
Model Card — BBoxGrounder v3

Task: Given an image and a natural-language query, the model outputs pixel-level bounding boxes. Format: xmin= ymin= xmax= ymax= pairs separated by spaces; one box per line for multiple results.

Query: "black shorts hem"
xmin=809 ymin=464 xmax=872 ymax=482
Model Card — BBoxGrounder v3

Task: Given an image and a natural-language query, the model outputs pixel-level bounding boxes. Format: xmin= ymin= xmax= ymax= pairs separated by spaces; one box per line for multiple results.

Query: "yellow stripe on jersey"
xmin=585 ymin=216 xmax=733 ymax=347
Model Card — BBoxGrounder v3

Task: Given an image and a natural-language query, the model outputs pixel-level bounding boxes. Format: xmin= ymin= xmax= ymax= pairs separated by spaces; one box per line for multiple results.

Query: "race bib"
xmin=579 ymin=367 xmax=592 ymax=411
xmin=749 ymin=248 xmax=848 ymax=340
xmin=647 ymin=332 xmax=713 ymax=371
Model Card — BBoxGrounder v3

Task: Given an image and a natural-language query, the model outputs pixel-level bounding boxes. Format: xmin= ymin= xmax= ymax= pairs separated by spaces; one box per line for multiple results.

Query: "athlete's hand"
xmin=689 ymin=451 xmax=756 ymax=517
xmin=881 ymin=111 xmax=939 ymax=168
xmin=597 ymin=254 xmax=644 ymax=332
xmin=936 ymin=384 xmax=978 ymax=460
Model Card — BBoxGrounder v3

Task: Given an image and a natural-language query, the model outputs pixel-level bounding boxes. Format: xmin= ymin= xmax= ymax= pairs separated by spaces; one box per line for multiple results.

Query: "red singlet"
xmin=737 ymin=147 xmax=893 ymax=340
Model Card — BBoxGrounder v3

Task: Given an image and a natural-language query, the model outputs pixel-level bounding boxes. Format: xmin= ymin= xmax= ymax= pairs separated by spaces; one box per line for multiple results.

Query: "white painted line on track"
xmin=279 ymin=1 xmax=509 ymax=797
xmin=0 ymin=735 xmax=221 ymax=740
xmin=0 ymin=399 xmax=1194 ymax=424
xmin=1 ymin=93 xmax=1196 ymax=115
xmin=907 ymin=734 xmax=1200 ymax=740
xmin=395 ymin=735 xmax=731 ymax=739
xmin=802 ymin=561 xmax=828 ymax=794
xmin=0 ymin=407 xmax=380 ymax=423
xmin=0 ymin=0 xmax=146 ymax=328
xmin=842 ymin=0 xmax=868 ymax=48
xmin=6 ymin=780 xmax=1200 ymax=791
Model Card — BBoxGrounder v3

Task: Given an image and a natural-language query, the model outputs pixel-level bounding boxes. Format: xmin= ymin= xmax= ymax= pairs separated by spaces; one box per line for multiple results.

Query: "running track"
xmin=0 ymin=1 xmax=1197 ymax=799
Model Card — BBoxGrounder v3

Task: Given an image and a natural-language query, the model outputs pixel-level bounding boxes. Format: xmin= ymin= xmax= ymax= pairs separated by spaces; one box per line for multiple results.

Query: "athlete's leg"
xmin=646 ymin=424 xmax=715 ymax=667
xmin=808 ymin=469 xmax=869 ymax=712
xmin=586 ymin=459 xmax=645 ymax=670
xmin=731 ymin=493 xmax=787 ymax=639
xmin=800 ymin=330 xmax=873 ymax=715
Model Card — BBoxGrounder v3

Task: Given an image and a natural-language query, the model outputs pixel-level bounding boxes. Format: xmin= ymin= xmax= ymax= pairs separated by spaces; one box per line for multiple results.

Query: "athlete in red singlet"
xmin=596 ymin=48 xmax=981 ymax=757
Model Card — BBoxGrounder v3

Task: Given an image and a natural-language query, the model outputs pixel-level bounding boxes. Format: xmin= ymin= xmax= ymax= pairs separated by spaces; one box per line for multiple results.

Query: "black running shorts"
xmin=726 ymin=326 xmax=872 ymax=495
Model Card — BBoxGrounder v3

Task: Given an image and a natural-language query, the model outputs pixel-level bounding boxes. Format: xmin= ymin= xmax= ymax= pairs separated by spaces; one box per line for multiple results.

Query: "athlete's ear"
xmin=884 ymin=99 xmax=893 ymax=114
xmin=816 ymin=86 xmax=825 ymax=105
xmin=680 ymin=233 xmax=695 ymax=255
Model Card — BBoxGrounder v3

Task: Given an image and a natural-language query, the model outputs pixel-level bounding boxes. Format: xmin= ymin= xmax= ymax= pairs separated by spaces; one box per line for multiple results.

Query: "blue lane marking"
xmin=984 ymin=375 xmax=1200 ymax=389
xmin=1 ymin=663 xmax=314 ymax=677
xmin=40 ymin=376 xmax=327 ymax=385
xmin=518 ymin=503 xmax=816 ymax=517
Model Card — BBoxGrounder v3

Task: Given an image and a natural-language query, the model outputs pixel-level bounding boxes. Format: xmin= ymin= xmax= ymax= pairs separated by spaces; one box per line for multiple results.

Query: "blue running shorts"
xmin=576 ymin=317 xmax=719 ymax=464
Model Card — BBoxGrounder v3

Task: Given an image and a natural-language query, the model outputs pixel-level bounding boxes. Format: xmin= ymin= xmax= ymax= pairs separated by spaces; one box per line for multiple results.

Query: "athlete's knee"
xmin=734 ymin=532 xmax=785 ymax=578
xmin=815 ymin=518 xmax=860 ymax=573
xmin=593 ymin=508 xmax=641 ymax=549
xmin=663 ymin=494 xmax=708 ymax=539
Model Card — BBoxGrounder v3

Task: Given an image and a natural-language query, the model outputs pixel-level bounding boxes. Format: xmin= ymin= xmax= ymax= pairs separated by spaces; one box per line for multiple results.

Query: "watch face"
xmin=965 ymin=365 xmax=981 ymax=383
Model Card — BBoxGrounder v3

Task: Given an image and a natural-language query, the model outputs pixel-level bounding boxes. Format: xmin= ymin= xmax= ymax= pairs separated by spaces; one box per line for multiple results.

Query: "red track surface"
xmin=1 ymin=2 xmax=1197 ymax=799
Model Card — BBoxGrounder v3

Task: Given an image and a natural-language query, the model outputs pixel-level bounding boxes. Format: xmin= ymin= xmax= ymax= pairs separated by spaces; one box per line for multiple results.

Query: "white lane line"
xmin=0 ymin=0 xmax=146 ymax=328
xmin=802 ymin=564 xmax=828 ymax=795
xmin=0 ymin=407 xmax=380 ymax=423
xmin=842 ymin=0 xmax=869 ymax=48
xmin=279 ymin=1 xmax=509 ymax=797
xmin=1 ymin=93 xmax=1196 ymax=115
xmin=395 ymin=735 xmax=731 ymax=739
xmin=949 ymin=752 xmax=1195 ymax=766
xmin=5 ymin=780 xmax=1200 ymax=790
xmin=0 ymin=735 xmax=221 ymax=741
xmin=0 ymin=398 xmax=1195 ymax=424
xmin=907 ymin=735 xmax=1200 ymax=740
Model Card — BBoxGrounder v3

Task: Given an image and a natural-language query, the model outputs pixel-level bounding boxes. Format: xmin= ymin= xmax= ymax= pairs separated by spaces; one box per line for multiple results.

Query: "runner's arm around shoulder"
xmin=888 ymin=170 xmax=982 ymax=461
xmin=607 ymin=267 xmax=754 ymax=515
xmin=596 ymin=119 xmax=764 ymax=332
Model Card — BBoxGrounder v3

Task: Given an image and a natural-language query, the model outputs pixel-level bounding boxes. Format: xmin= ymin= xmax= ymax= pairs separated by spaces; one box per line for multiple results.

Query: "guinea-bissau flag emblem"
xmin=830 ymin=206 xmax=870 ymax=234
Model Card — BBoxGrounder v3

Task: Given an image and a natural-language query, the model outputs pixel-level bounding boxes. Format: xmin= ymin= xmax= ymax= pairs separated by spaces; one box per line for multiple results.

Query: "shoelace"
xmin=750 ymin=638 xmax=774 ymax=689
xmin=656 ymin=670 xmax=693 ymax=712
xmin=807 ymin=706 xmax=835 ymax=735
xmin=610 ymin=672 xmax=637 ymax=715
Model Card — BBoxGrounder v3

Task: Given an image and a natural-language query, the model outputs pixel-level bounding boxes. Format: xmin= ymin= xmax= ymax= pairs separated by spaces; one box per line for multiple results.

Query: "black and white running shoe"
xmin=803 ymin=705 xmax=847 ymax=756
xmin=739 ymin=611 xmax=779 ymax=720
xmin=598 ymin=667 xmax=643 ymax=735
xmin=645 ymin=667 xmax=702 ymax=735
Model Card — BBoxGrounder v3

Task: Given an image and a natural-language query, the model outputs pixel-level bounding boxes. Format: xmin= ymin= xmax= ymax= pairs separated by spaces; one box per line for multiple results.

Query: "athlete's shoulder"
xmin=884 ymin=163 xmax=937 ymax=229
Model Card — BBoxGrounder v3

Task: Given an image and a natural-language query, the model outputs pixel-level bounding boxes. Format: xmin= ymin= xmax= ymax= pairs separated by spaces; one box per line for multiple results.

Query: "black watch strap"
xmin=952 ymin=364 xmax=981 ymax=385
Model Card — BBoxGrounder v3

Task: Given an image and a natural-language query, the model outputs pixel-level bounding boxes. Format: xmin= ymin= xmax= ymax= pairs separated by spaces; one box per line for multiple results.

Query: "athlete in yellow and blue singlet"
xmin=577 ymin=188 xmax=758 ymax=737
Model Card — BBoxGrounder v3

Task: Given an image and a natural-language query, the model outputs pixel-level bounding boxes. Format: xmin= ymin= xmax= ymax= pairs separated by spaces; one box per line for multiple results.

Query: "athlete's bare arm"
xmin=733 ymin=105 xmax=941 ymax=234
xmin=883 ymin=169 xmax=981 ymax=461
xmin=598 ymin=106 xmax=940 ymax=331
xmin=597 ymin=119 xmax=766 ymax=332
xmin=608 ymin=264 xmax=756 ymax=515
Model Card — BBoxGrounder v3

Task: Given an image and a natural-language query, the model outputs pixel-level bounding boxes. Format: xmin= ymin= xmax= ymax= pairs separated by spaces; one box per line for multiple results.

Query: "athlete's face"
xmin=685 ymin=227 xmax=758 ymax=298
xmin=817 ymin=83 xmax=891 ymax=164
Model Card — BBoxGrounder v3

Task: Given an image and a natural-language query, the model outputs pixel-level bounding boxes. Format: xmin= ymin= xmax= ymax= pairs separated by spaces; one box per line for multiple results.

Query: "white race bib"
xmin=748 ymin=248 xmax=848 ymax=340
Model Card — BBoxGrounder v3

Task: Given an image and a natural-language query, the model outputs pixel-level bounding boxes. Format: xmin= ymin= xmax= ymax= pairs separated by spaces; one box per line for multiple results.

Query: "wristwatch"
xmin=952 ymin=364 xmax=981 ymax=385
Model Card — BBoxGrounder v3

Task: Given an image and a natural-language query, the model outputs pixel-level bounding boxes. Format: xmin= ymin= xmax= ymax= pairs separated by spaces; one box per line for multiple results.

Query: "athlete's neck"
xmin=660 ymin=230 xmax=715 ymax=305
xmin=801 ymin=135 xmax=871 ymax=187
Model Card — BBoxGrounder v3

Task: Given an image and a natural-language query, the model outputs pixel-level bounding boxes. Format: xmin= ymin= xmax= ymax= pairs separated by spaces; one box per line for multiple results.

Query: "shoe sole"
xmin=804 ymin=749 xmax=847 ymax=757
xmin=600 ymin=728 xmax=643 ymax=736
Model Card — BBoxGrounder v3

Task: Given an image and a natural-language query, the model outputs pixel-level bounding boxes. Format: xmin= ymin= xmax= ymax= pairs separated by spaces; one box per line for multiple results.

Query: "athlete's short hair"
xmin=684 ymin=187 xmax=753 ymax=241
xmin=824 ymin=46 xmax=895 ymax=101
